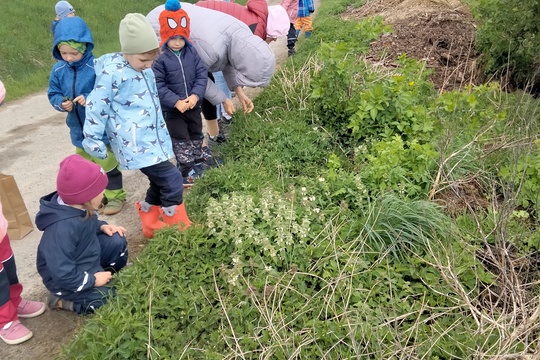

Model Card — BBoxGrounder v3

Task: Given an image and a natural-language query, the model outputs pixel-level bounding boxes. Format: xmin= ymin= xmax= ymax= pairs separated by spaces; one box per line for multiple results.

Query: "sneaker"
xmin=218 ymin=116 xmax=233 ymax=137
xmin=47 ymin=293 xmax=74 ymax=312
xmin=17 ymin=299 xmax=46 ymax=318
xmin=102 ymin=199 xmax=125 ymax=215
xmin=200 ymin=146 xmax=223 ymax=169
xmin=183 ymin=168 xmax=202 ymax=189
xmin=208 ymin=134 xmax=227 ymax=146
xmin=0 ymin=320 xmax=33 ymax=345
xmin=288 ymin=48 xmax=296 ymax=57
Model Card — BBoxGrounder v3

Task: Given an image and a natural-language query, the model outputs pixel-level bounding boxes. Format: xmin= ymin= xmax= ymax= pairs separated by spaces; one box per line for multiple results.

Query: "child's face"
xmin=89 ymin=190 xmax=105 ymax=211
xmin=123 ymin=53 xmax=156 ymax=72
xmin=58 ymin=44 xmax=83 ymax=63
xmin=167 ymin=37 xmax=186 ymax=52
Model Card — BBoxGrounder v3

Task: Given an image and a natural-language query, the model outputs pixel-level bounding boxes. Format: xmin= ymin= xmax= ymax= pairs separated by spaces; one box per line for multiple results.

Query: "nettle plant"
xmin=353 ymin=135 xmax=438 ymax=199
xmin=206 ymin=188 xmax=318 ymax=286
xmin=347 ymin=55 xmax=437 ymax=144
xmin=310 ymin=17 xmax=392 ymax=142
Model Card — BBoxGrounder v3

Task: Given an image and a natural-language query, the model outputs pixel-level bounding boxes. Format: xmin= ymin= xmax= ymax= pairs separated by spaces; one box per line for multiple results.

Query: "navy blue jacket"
xmin=35 ymin=192 xmax=108 ymax=297
xmin=152 ymin=45 xmax=208 ymax=112
xmin=48 ymin=16 xmax=108 ymax=148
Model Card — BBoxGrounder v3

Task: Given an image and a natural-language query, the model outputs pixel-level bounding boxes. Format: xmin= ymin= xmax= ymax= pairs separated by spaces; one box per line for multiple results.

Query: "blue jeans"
xmin=212 ymin=71 xmax=231 ymax=117
xmin=139 ymin=161 xmax=184 ymax=207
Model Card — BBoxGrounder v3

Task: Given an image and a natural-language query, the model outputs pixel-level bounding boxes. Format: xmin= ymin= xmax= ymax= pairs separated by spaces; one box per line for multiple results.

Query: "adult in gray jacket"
xmin=147 ymin=2 xmax=276 ymax=140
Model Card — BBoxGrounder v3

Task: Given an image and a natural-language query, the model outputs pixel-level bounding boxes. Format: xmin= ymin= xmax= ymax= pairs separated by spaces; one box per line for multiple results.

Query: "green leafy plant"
xmin=354 ymin=135 xmax=438 ymax=199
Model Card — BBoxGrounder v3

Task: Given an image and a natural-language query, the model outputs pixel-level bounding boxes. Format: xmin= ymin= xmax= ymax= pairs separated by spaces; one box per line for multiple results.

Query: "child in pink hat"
xmin=35 ymin=154 xmax=128 ymax=315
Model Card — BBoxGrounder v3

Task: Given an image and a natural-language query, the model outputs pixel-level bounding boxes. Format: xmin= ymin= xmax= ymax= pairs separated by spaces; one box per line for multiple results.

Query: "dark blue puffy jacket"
xmin=152 ymin=44 xmax=208 ymax=112
xmin=35 ymin=192 xmax=108 ymax=296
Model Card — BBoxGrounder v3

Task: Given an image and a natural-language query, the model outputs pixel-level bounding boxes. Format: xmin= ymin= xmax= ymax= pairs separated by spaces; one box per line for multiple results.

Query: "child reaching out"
xmin=48 ymin=16 xmax=127 ymax=215
xmin=35 ymin=154 xmax=128 ymax=315
xmin=153 ymin=0 xmax=208 ymax=187
xmin=83 ymin=13 xmax=192 ymax=238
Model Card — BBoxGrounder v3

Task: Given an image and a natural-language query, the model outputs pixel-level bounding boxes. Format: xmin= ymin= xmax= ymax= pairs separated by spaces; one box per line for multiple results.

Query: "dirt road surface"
xmin=0 ymin=14 xmax=290 ymax=360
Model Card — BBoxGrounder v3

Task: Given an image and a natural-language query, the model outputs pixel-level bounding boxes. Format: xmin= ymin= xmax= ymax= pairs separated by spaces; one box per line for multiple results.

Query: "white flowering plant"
xmin=206 ymin=187 xmax=318 ymax=287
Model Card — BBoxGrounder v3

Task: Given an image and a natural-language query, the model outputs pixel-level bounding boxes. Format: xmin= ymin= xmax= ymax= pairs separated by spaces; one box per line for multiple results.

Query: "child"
xmin=35 ymin=155 xmax=129 ymax=315
xmin=153 ymin=0 xmax=208 ymax=187
xmin=48 ymin=16 xmax=127 ymax=215
xmin=294 ymin=0 xmax=315 ymax=39
xmin=281 ymin=0 xmax=299 ymax=56
xmin=0 ymin=201 xmax=46 ymax=345
xmin=82 ymin=13 xmax=192 ymax=238
xmin=50 ymin=1 xmax=75 ymax=34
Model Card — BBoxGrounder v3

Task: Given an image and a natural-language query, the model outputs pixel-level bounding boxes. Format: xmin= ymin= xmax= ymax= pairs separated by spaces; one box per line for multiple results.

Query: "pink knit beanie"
xmin=266 ymin=5 xmax=290 ymax=38
xmin=56 ymin=155 xmax=108 ymax=205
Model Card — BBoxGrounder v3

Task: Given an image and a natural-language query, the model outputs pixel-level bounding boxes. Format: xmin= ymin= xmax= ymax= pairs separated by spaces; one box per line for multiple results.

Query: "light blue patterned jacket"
xmin=82 ymin=53 xmax=174 ymax=170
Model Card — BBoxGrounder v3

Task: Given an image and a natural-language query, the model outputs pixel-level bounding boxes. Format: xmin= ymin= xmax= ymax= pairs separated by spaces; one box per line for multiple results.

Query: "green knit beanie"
xmin=119 ymin=13 xmax=159 ymax=54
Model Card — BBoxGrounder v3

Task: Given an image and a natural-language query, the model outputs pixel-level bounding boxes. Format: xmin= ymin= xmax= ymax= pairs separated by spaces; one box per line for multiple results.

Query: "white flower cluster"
xmin=206 ymin=188 xmax=316 ymax=286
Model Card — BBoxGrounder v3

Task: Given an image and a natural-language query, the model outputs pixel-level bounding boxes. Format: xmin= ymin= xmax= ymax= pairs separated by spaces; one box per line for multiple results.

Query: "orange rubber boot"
xmin=136 ymin=202 xmax=167 ymax=238
xmin=160 ymin=203 xmax=192 ymax=231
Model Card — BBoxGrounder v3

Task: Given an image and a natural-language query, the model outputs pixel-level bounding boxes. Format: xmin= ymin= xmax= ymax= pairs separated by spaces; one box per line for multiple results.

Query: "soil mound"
xmin=344 ymin=0 xmax=480 ymax=92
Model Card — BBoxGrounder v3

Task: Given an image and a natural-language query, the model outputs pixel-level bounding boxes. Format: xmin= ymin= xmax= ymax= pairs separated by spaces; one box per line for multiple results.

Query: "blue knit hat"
xmin=55 ymin=1 xmax=75 ymax=19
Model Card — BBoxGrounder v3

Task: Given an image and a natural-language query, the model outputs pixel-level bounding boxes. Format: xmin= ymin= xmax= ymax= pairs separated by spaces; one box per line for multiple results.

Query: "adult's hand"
xmin=234 ymin=86 xmax=254 ymax=113
xmin=223 ymin=99 xmax=235 ymax=116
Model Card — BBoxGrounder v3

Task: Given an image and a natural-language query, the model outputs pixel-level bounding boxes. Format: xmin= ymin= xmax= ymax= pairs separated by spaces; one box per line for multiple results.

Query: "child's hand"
xmin=73 ymin=95 xmax=86 ymax=107
xmin=186 ymin=94 xmax=199 ymax=109
xmin=94 ymin=271 xmax=112 ymax=286
xmin=100 ymin=224 xmax=127 ymax=237
xmin=61 ymin=100 xmax=73 ymax=112
xmin=175 ymin=99 xmax=188 ymax=113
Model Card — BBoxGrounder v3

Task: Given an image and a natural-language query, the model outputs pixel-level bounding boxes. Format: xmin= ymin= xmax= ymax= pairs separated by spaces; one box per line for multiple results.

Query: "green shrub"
xmin=471 ymin=0 xmax=540 ymax=90
xmin=354 ymin=135 xmax=438 ymax=199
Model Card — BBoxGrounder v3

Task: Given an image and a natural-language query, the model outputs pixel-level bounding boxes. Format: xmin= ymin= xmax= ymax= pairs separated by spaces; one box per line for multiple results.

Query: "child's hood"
xmin=52 ymin=16 xmax=94 ymax=61
xmin=93 ymin=52 xmax=125 ymax=74
xmin=35 ymin=192 xmax=86 ymax=231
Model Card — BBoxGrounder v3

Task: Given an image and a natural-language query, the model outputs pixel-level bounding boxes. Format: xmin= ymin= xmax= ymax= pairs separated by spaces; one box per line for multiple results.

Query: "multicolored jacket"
xmin=298 ymin=0 xmax=315 ymax=18
xmin=82 ymin=53 xmax=174 ymax=170
xmin=48 ymin=16 xmax=108 ymax=149
xmin=196 ymin=0 xmax=269 ymax=40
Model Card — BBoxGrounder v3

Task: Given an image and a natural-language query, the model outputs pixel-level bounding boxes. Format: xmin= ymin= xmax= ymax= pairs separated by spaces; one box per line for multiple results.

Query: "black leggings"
xmin=202 ymin=72 xmax=218 ymax=120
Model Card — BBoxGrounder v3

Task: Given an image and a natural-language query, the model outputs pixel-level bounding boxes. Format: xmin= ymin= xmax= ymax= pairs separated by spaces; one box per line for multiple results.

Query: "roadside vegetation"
xmin=4 ymin=0 xmax=540 ymax=358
